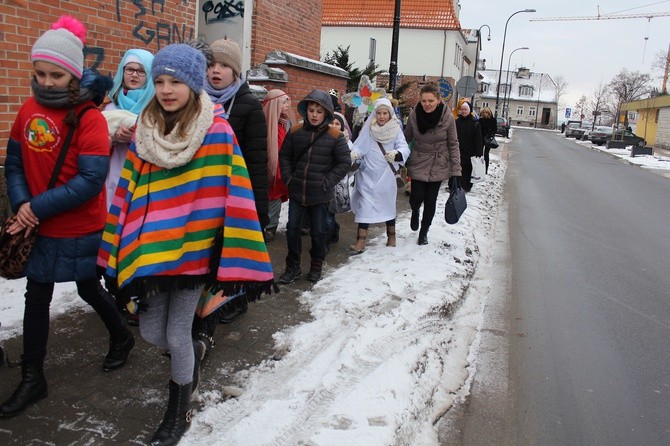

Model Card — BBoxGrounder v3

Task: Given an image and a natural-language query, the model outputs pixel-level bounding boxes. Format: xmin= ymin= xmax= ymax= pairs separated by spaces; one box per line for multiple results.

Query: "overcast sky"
xmin=459 ymin=0 xmax=670 ymax=109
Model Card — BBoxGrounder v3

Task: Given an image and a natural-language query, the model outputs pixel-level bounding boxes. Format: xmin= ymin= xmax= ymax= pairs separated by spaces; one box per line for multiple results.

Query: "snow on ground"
xmin=2 ymin=130 xmax=664 ymax=444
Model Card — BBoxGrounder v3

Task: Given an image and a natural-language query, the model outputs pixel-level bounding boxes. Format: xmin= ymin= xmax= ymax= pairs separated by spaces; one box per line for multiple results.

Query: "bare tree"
xmin=588 ymin=82 xmax=610 ymax=126
xmin=553 ymin=75 xmax=569 ymax=107
xmin=574 ymin=94 xmax=589 ymax=120
xmin=607 ymin=68 xmax=652 ymax=125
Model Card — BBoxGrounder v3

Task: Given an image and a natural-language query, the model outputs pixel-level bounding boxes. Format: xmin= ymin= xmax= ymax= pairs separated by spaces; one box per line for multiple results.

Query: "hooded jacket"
xmin=278 ymin=90 xmax=351 ymax=206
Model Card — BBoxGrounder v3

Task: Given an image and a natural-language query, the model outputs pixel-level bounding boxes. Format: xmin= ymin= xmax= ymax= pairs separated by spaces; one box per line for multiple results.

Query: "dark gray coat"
xmin=278 ymin=90 xmax=351 ymax=206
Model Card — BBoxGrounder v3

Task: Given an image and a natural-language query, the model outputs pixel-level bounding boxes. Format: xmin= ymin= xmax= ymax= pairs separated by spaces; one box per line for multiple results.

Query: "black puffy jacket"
xmin=455 ymin=114 xmax=483 ymax=158
xmin=278 ymin=90 xmax=351 ymax=206
xmin=224 ymin=82 xmax=268 ymax=218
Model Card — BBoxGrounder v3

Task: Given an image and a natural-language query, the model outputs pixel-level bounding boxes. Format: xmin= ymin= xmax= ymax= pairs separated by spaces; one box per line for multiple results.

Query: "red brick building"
xmin=0 ymin=0 xmax=348 ymax=163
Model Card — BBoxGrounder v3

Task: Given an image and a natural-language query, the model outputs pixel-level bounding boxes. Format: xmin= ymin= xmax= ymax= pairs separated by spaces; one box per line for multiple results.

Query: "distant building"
xmin=475 ymin=67 xmax=558 ymax=129
xmin=321 ymin=0 xmax=472 ymax=100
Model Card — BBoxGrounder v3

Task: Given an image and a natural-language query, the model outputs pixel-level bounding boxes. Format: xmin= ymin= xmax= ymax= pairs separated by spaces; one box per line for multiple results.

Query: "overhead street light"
xmin=473 ymin=24 xmax=491 ymax=82
xmin=494 ymin=8 xmax=536 ymax=117
xmin=502 ymin=46 xmax=529 ymax=119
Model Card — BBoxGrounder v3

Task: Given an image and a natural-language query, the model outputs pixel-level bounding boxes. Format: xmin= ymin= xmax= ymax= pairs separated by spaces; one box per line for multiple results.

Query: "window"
xmin=519 ymin=85 xmax=534 ymax=96
xmin=529 ymin=106 xmax=536 ymax=117
xmin=481 ymin=83 xmax=490 ymax=93
xmin=500 ymin=84 xmax=510 ymax=95
xmin=516 ymin=105 xmax=524 ymax=116
xmin=656 ymin=109 xmax=660 ymax=123
xmin=453 ymin=43 xmax=463 ymax=69
xmin=481 ymin=101 xmax=489 ymax=109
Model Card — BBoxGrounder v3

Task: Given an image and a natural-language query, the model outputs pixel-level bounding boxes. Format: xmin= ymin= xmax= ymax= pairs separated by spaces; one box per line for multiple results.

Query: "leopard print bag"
xmin=0 ymin=216 xmax=38 ymax=280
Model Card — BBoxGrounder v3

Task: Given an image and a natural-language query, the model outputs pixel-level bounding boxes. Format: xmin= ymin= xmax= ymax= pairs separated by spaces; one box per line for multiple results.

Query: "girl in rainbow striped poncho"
xmin=97 ymin=43 xmax=274 ymax=446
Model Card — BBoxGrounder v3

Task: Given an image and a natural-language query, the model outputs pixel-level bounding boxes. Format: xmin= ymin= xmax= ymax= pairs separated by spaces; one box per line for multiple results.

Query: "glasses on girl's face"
xmin=124 ymin=67 xmax=147 ymax=77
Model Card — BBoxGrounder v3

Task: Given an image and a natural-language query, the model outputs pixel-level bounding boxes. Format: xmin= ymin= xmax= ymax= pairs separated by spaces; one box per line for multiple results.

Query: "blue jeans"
xmin=285 ymin=200 xmax=328 ymax=266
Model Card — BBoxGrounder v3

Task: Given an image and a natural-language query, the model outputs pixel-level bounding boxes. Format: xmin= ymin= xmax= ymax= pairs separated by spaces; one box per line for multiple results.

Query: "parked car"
xmin=589 ymin=126 xmax=614 ymax=145
xmin=496 ymin=117 xmax=510 ymax=138
xmin=565 ymin=122 xmax=582 ymax=138
xmin=590 ymin=127 xmax=645 ymax=147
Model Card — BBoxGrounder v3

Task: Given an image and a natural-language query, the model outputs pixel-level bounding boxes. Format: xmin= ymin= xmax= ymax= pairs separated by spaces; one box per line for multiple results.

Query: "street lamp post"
xmin=473 ymin=24 xmax=491 ymax=103
xmin=502 ymin=46 xmax=529 ymax=119
xmin=388 ymin=0 xmax=402 ymax=95
xmin=494 ymin=8 xmax=536 ymax=117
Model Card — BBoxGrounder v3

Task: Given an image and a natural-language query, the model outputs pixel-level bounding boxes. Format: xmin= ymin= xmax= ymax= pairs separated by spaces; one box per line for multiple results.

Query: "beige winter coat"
xmin=404 ymin=104 xmax=462 ymax=182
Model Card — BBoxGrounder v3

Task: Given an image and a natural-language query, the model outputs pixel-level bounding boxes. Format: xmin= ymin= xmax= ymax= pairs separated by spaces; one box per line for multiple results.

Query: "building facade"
xmin=475 ymin=67 xmax=558 ymax=129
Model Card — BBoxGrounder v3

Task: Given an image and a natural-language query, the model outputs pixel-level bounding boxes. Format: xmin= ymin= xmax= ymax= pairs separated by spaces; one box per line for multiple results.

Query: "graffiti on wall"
xmin=83 ymin=46 xmax=106 ymax=71
xmin=116 ymin=0 xmax=194 ymax=50
xmin=202 ymin=0 xmax=244 ymax=25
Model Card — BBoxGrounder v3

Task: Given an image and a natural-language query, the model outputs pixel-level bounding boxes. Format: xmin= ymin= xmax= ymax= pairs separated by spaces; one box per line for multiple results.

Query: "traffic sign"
xmin=565 ymin=107 xmax=572 ymax=118
xmin=437 ymin=78 xmax=453 ymax=103
xmin=456 ymin=76 xmax=477 ymax=98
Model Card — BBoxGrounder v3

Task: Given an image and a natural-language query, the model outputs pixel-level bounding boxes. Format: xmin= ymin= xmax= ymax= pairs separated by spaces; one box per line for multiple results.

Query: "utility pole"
xmin=388 ymin=0 xmax=402 ymax=95
xmin=663 ymin=42 xmax=670 ymax=94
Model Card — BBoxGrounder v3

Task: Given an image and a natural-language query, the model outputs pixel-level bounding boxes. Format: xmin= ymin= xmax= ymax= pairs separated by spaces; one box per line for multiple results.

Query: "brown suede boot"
xmin=349 ymin=228 xmax=368 ymax=255
xmin=386 ymin=225 xmax=396 ymax=247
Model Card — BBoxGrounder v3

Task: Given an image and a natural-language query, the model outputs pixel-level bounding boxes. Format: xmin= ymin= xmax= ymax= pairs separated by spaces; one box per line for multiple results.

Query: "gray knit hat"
xmin=31 ymin=16 xmax=86 ymax=79
xmin=210 ymin=38 xmax=242 ymax=78
xmin=152 ymin=43 xmax=206 ymax=94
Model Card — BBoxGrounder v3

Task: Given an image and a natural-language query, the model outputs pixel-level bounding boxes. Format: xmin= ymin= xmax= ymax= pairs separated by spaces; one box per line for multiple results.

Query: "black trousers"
xmin=409 ymin=180 xmax=442 ymax=231
xmin=22 ymin=278 xmax=125 ymax=365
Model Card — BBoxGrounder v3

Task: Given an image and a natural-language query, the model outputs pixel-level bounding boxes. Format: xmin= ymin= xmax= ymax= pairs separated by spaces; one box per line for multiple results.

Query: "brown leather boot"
xmin=386 ymin=225 xmax=396 ymax=247
xmin=349 ymin=228 xmax=368 ymax=255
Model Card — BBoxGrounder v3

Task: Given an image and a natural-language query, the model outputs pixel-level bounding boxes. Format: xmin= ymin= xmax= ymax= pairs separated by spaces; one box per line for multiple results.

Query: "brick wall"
xmin=250 ymin=66 xmax=347 ymax=119
xmin=0 ymin=0 xmax=197 ymax=162
xmin=251 ymin=0 xmax=323 ymax=66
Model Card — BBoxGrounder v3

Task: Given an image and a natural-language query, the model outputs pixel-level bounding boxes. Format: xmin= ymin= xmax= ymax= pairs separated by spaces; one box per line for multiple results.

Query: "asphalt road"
xmin=443 ymin=128 xmax=670 ymax=445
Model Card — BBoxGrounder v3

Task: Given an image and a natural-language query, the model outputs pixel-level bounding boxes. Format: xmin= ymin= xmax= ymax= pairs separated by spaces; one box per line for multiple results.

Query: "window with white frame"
xmin=454 ymin=43 xmax=463 ymax=69
xmin=519 ymin=85 xmax=534 ymax=96
xmin=516 ymin=105 xmax=524 ymax=116
xmin=529 ymin=106 xmax=536 ymax=117
xmin=481 ymin=83 xmax=490 ymax=93
xmin=500 ymin=84 xmax=510 ymax=95
xmin=481 ymin=101 xmax=489 ymax=108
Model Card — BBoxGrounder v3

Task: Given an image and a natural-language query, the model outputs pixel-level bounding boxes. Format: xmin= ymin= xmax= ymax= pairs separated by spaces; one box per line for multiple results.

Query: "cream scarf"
xmin=370 ymin=117 xmax=401 ymax=145
xmin=135 ymin=92 xmax=215 ymax=169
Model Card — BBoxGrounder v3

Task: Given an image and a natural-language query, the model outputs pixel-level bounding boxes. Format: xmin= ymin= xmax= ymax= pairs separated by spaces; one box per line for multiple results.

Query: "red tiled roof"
xmin=322 ymin=0 xmax=461 ymax=30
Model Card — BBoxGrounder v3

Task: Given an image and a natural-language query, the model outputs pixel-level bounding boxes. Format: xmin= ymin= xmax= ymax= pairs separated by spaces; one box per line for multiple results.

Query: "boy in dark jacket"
xmin=278 ymin=90 xmax=351 ymax=283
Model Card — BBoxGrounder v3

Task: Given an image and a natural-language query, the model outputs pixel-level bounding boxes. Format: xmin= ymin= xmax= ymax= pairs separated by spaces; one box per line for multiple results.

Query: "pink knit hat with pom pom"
xmin=31 ymin=16 xmax=86 ymax=79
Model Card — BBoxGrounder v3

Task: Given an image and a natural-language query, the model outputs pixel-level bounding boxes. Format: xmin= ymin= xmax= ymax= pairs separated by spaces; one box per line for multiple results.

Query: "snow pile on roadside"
xmin=184 ymin=154 xmax=508 ymax=445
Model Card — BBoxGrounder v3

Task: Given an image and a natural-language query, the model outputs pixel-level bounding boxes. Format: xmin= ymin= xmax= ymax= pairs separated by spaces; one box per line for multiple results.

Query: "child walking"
xmin=1 ymin=16 xmax=133 ymax=419
xmin=277 ymin=90 xmax=351 ymax=283
xmin=97 ymin=43 xmax=274 ymax=446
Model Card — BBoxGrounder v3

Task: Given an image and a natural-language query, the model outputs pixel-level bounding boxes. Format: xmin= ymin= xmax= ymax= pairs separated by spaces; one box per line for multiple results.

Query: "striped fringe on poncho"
xmin=98 ymin=118 xmax=275 ymax=316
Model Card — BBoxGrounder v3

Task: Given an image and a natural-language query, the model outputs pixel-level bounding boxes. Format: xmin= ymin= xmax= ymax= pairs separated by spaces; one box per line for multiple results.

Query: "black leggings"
xmin=409 ymin=180 xmax=442 ymax=230
xmin=357 ymin=219 xmax=396 ymax=230
xmin=22 ymin=278 xmax=125 ymax=365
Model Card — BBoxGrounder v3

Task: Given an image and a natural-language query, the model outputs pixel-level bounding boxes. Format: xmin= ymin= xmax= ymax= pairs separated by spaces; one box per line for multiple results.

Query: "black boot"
xmin=193 ymin=313 xmax=217 ymax=360
xmin=218 ymin=296 xmax=248 ymax=324
xmin=0 ymin=362 xmax=48 ymax=418
xmin=103 ymin=328 xmax=135 ymax=372
xmin=306 ymin=259 xmax=323 ymax=283
xmin=278 ymin=264 xmax=301 ymax=284
xmin=418 ymin=226 xmax=429 ymax=245
xmin=150 ymin=380 xmax=193 ymax=446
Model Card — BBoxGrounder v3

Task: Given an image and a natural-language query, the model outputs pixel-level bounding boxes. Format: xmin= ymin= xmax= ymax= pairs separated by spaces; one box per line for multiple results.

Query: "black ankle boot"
xmin=103 ymin=328 xmax=135 ymax=371
xmin=418 ymin=227 xmax=429 ymax=245
xmin=279 ymin=265 xmax=301 ymax=284
xmin=306 ymin=259 xmax=323 ymax=283
xmin=150 ymin=380 xmax=193 ymax=446
xmin=0 ymin=362 xmax=48 ymax=418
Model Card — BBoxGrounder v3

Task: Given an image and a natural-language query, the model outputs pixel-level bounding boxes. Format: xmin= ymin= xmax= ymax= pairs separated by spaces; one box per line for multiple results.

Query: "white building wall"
xmin=656 ymin=108 xmax=670 ymax=149
xmin=321 ymin=26 xmax=470 ymax=80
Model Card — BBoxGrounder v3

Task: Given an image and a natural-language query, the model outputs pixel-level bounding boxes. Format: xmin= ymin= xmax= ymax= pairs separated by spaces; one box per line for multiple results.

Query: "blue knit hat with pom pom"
xmin=151 ymin=43 xmax=206 ymax=94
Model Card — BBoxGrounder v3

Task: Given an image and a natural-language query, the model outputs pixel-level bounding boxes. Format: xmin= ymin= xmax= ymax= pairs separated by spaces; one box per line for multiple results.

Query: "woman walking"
xmin=404 ymin=83 xmax=461 ymax=245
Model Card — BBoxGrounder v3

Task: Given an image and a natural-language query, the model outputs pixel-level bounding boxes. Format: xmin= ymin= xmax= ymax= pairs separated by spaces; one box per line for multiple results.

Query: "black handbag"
xmin=0 ymin=106 xmax=95 ymax=279
xmin=444 ymin=178 xmax=467 ymax=224
xmin=484 ymin=135 xmax=499 ymax=149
